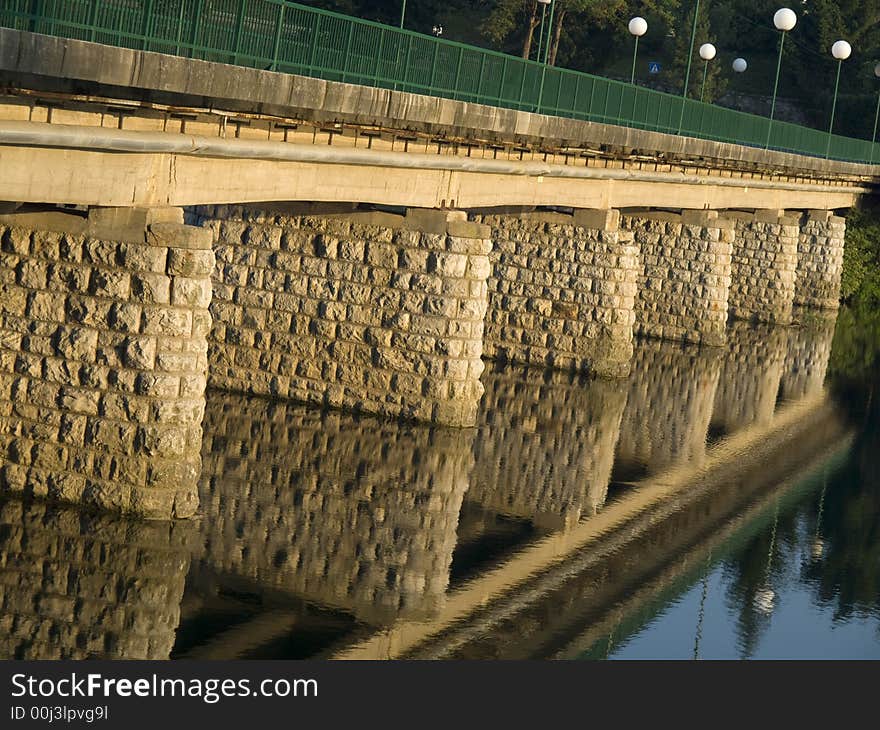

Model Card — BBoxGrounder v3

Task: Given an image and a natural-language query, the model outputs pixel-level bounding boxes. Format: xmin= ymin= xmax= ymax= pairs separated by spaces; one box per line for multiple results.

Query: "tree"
xmin=669 ymin=0 xmax=726 ymax=103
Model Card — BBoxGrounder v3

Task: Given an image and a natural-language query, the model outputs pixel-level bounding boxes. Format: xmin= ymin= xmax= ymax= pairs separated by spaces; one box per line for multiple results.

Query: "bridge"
xmin=0 ymin=1 xmax=872 ymax=518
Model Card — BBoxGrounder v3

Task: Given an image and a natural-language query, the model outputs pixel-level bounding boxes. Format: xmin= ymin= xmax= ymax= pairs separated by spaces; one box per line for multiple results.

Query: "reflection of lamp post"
xmin=732 ymin=57 xmax=747 ymax=74
xmin=871 ymin=63 xmax=880 ymax=164
xmin=826 ymin=39 xmax=852 ymax=158
xmin=399 ymin=0 xmax=407 ymax=29
xmin=628 ymin=16 xmax=648 ymax=85
xmin=536 ymin=0 xmax=551 ymax=63
xmin=766 ymin=8 xmax=797 ymax=149
xmin=698 ymin=43 xmax=716 ymax=101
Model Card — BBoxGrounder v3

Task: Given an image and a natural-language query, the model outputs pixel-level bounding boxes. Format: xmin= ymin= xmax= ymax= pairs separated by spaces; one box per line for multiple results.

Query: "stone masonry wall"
xmin=795 ymin=210 xmax=845 ymax=310
xmin=473 ymin=210 xmax=639 ymax=377
xmin=726 ymin=211 xmax=799 ymax=325
xmin=623 ymin=211 xmax=733 ymax=346
xmin=467 ymin=361 xmax=626 ymax=530
xmin=193 ymin=206 xmax=491 ymax=428
xmin=197 ymin=392 xmax=472 ymax=624
xmin=0 ymin=209 xmax=213 ymax=519
xmin=0 ymin=498 xmax=192 ymax=659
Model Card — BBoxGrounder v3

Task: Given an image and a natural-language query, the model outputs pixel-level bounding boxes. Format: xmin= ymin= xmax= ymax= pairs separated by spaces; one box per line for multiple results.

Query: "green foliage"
xmin=840 ymin=207 xmax=880 ymax=304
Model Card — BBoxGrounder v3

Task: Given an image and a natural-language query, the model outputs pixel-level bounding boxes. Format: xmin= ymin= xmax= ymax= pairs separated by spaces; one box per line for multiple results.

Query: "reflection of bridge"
xmin=192 ymin=318 xmax=839 ymax=657
xmin=0 ymin=314 xmax=846 ymax=659
xmin=0 ymin=1 xmax=869 ymax=518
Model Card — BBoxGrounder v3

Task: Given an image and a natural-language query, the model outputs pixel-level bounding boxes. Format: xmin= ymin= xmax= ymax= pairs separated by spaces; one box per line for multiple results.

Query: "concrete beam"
xmin=0 ymin=139 xmax=863 ymax=212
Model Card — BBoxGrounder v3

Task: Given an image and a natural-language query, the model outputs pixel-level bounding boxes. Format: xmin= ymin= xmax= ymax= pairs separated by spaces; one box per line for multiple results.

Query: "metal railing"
xmin=1 ymin=0 xmax=877 ymax=165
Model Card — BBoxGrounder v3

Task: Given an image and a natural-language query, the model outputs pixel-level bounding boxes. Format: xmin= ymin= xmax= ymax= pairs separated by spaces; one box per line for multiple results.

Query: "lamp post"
xmin=628 ymin=16 xmax=648 ymax=85
xmin=677 ymin=0 xmax=701 ymax=133
xmin=399 ymin=0 xmax=406 ymax=29
xmin=732 ymin=57 xmax=747 ymax=73
xmin=766 ymin=8 xmax=797 ymax=149
xmin=536 ymin=0 xmax=551 ymax=63
xmin=536 ymin=0 xmax=557 ymax=113
xmin=542 ymin=0 xmax=556 ymax=64
xmin=698 ymin=43 xmax=716 ymax=101
xmin=871 ymin=62 xmax=880 ymax=164
xmin=825 ymin=40 xmax=852 ymax=158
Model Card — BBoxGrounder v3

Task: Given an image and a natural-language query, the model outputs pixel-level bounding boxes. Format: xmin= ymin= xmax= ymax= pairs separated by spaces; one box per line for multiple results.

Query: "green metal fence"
xmin=1 ymin=0 xmax=878 ymax=165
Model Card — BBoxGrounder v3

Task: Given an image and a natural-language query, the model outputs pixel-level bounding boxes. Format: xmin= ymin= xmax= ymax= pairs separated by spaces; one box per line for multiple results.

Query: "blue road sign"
xmin=648 ymin=62 xmax=661 ymax=74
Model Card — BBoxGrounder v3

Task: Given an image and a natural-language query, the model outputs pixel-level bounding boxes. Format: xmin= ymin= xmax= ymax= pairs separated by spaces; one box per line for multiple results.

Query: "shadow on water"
xmin=2 ymin=309 xmax=879 ymax=659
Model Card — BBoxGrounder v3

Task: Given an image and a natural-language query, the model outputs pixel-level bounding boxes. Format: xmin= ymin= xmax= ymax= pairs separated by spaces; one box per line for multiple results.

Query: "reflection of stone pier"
xmin=466 ymin=362 xmax=626 ymax=530
xmin=0 ymin=499 xmax=192 ymax=659
xmin=197 ymin=394 xmax=472 ymax=624
xmin=779 ymin=310 xmax=837 ymax=402
xmin=712 ymin=321 xmax=788 ymax=435
xmin=615 ymin=340 xmax=722 ymax=477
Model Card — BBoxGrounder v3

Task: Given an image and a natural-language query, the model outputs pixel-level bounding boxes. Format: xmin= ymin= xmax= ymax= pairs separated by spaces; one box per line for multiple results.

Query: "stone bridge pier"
xmin=0 ymin=208 xmax=212 ymax=519
xmin=795 ymin=211 xmax=846 ymax=310
xmin=193 ymin=204 xmax=491 ymax=428
xmin=0 ymin=197 xmax=851 ymax=521
xmin=622 ymin=211 xmax=734 ymax=347
xmin=473 ymin=209 xmax=639 ymax=378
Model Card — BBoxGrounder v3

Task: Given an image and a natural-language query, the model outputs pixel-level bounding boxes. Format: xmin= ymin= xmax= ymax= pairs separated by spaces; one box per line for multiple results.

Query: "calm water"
xmin=1 ymin=310 xmax=878 ymax=660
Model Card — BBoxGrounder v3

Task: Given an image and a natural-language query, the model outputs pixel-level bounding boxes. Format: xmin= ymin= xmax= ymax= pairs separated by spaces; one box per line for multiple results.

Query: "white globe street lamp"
xmin=732 ymin=57 xmax=747 ymax=73
xmin=766 ymin=8 xmax=798 ymax=148
xmin=773 ymin=8 xmax=797 ymax=32
xmin=871 ymin=62 xmax=880 ymax=163
xmin=698 ymin=43 xmax=716 ymax=101
xmin=826 ymin=39 xmax=852 ymax=158
xmin=628 ymin=16 xmax=648 ymax=84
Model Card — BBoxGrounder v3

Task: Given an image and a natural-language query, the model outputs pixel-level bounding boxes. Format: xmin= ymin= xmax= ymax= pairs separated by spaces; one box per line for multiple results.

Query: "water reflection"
xmin=196 ymin=399 xmax=472 ymax=625
xmin=468 ymin=364 xmax=625 ymax=530
xmin=2 ymin=311 xmax=878 ymax=660
xmin=615 ymin=340 xmax=721 ymax=479
xmin=0 ymin=500 xmax=193 ymax=659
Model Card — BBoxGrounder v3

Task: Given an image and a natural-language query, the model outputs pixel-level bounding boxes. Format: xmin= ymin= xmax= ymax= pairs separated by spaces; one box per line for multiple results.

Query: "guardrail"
xmin=1 ymin=0 xmax=877 ymax=165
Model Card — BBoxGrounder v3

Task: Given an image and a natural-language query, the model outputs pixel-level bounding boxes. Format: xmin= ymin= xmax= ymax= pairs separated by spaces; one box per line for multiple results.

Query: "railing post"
xmin=271 ymin=2 xmax=286 ymax=71
xmin=517 ymin=65 xmax=528 ymax=111
xmin=140 ymin=0 xmax=153 ymax=51
xmin=191 ymin=0 xmax=205 ymax=59
xmin=174 ymin=0 xmax=185 ymax=55
xmin=376 ymin=30 xmax=388 ymax=88
xmin=428 ymin=43 xmax=439 ymax=94
xmin=308 ymin=12 xmax=321 ymax=74
xmin=27 ymin=0 xmax=43 ymax=34
xmin=88 ymin=0 xmax=99 ymax=42
xmin=453 ymin=47 xmax=464 ymax=99
xmin=341 ymin=21 xmax=354 ymax=83
xmin=475 ymin=53 xmax=485 ymax=102
xmin=232 ymin=0 xmax=246 ymax=65
xmin=402 ymin=33 xmax=412 ymax=90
